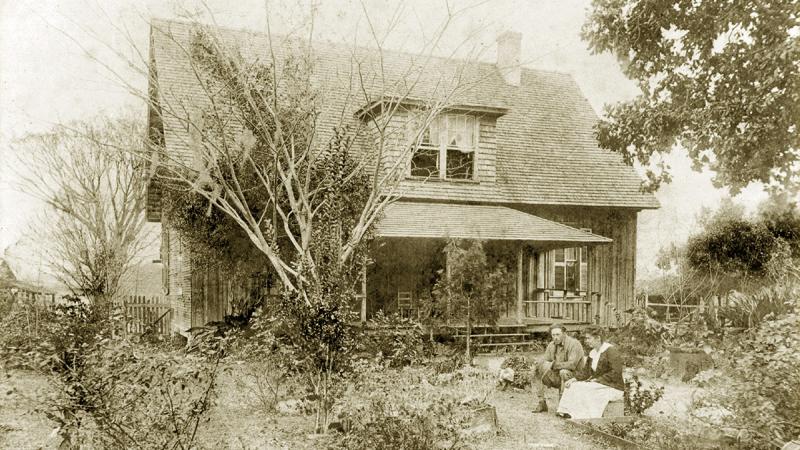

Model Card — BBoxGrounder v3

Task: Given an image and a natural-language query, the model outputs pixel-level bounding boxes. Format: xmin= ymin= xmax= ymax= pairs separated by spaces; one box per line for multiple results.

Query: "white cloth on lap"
xmin=556 ymin=380 xmax=623 ymax=419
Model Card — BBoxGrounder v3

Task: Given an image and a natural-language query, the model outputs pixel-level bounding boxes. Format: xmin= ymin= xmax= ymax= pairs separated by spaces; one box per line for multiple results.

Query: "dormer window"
xmin=410 ymin=114 xmax=477 ymax=180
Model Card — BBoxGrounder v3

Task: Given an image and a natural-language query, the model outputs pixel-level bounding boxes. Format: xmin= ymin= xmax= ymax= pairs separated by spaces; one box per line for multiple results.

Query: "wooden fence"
xmin=643 ymin=295 xmax=705 ymax=322
xmin=119 ymin=295 xmax=172 ymax=335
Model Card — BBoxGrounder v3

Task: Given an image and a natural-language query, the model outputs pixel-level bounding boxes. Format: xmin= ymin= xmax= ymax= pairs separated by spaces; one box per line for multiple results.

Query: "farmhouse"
xmin=144 ymin=19 xmax=659 ymax=335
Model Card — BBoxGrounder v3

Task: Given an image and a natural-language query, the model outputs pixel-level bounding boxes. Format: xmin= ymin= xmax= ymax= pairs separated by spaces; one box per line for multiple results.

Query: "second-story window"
xmin=410 ymin=114 xmax=477 ymax=180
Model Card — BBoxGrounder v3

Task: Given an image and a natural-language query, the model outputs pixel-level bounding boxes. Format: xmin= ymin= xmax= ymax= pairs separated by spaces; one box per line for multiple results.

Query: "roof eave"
xmin=355 ymin=96 xmax=509 ymax=120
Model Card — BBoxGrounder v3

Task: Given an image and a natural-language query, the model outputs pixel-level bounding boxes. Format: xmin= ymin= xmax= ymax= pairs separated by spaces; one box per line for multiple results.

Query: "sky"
xmin=0 ymin=0 xmax=770 ymax=283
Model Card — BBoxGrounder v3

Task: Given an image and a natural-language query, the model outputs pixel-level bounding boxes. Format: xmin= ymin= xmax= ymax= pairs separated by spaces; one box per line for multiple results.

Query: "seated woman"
xmin=556 ymin=326 xmax=624 ymax=419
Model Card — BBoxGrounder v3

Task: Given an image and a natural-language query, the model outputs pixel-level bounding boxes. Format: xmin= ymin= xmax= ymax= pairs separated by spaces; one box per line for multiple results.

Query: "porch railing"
xmin=523 ymin=289 xmax=594 ymax=323
xmin=524 ymin=300 xmax=591 ymax=323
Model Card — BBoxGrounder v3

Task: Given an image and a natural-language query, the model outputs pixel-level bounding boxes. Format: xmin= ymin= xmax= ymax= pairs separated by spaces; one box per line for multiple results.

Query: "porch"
xmin=356 ymin=202 xmax=612 ymax=329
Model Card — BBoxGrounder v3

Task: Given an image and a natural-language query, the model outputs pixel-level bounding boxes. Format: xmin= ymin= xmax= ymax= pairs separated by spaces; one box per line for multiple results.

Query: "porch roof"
xmin=376 ymin=202 xmax=613 ymax=245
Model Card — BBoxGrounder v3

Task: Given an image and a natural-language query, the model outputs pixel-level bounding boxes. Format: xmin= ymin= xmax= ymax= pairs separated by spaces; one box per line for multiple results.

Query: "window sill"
xmin=405 ymin=176 xmax=480 ymax=184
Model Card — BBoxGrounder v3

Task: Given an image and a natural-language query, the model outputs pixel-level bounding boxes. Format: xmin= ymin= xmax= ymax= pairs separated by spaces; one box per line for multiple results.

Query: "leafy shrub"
xmin=334 ymin=396 xmax=470 ymax=450
xmin=718 ymin=282 xmax=798 ymax=329
xmin=624 ymin=375 xmax=664 ymax=415
xmin=692 ymin=308 xmax=800 ymax=448
xmin=357 ymin=311 xmax=428 ymax=367
xmin=0 ymin=295 xmax=116 ymax=371
xmin=499 ymin=355 xmax=531 ymax=389
xmin=0 ymin=295 xmax=221 ymax=448
xmin=669 ymin=316 xmax=719 ymax=349
xmin=43 ymin=340 xmax=221 ymax=449
xmin=0 ymin=289 xmax=13 ymax=318
xmin=227 ymin=311 xmax=302 ymax=413
xmin=608 ymin=307 xmax=670 ymax=364
xmin=333 ymin=361 xmax=472 ymax=449
xmin=593 ymin=417 xmax=725 ymax=449
xmin=432 ymin=353 xmax=465 ymax=375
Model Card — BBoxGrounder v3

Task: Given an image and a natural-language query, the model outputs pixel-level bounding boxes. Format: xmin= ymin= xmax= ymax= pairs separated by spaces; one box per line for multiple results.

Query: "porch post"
xmin=516 ymin=246 xmax=524 ymax=325
xmin=360 ymin=261 xmax=367 ymax=324
xmin=587 ymin=246 xmax=599 ymax=324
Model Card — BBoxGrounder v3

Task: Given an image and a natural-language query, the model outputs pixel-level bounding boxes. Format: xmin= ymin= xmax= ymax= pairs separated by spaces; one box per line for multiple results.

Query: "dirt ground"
xmin=471 ymin=354 xmax=611 ymax=450
xmin=0 ymin=369 xmax=59 ymax=450
xmin=0 ymin=354 xmax=641 ymax=449
xmin=195 ymin=356 xmax=612 ymax=449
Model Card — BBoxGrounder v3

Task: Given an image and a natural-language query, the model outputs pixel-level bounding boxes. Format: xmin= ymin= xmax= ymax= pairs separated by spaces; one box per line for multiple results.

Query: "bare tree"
xmin=57 ymin=2 xmax=493 ymax=432
xmin=140 ymin=6 xmax=487 ymax=299
xmin=15 ymin=115 xmax=151 ymax=304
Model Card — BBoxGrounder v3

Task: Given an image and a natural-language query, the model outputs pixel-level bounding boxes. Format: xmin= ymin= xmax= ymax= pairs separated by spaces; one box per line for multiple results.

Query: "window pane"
xmin=410 ymin=148 xmax=439 ymax=177
xmin=430 ymin=116 xmax=441 ymax=146
xmin=554 ymin=249 xmax=564 ymax=263
xmin=566 ymin=261 xmax=578 ymax=291
xmin=465 ymin=116 xmax=475 ymax=148
xmin=446 ymin=148 xmax=474 ymax=179
xmin=554 ymin=266 xmax=565 ymax=290
xmin=565 ymin=248 xmax=576 ymax=261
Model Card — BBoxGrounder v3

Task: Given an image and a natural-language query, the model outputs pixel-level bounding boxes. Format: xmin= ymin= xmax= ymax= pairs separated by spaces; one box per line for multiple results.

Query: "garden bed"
xmin=570 ymin=415 xmax=730 ymax=449
xmin=565 ymin=418 xmax=640 ymax=449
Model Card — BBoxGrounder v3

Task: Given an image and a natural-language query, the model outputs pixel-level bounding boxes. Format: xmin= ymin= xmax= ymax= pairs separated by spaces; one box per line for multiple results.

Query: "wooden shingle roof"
xmin=148 ymin=19 xmax=659 ymax=210
xmin=377 ymin=202 xmax=613 ymax=243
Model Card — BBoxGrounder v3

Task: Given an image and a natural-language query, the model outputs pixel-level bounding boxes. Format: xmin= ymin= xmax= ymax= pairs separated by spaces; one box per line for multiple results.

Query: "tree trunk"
xmin=466 ymin=296 xmax=471 ymax=364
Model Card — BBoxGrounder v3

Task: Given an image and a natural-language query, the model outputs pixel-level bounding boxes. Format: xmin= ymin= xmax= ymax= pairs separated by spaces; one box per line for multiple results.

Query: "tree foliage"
xmin=434 ymin=240 xmax=512 ymax=360
xmin=686 ymin=197 xmax=800 ymax=282
xmin=687 ymin=217 xmax=776 ymax=276
xmin=583 ymin=0 xmax=800 ymax=192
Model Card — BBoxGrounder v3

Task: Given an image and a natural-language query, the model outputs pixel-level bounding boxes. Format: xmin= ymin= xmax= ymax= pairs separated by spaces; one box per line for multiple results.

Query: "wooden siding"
xmin=190 ymin=266 xmax=232 ymax=327
xmin=164 ymin=221 xmax=192 ymax=334
xmin=515 ymin=206 xmax=639 ymax=327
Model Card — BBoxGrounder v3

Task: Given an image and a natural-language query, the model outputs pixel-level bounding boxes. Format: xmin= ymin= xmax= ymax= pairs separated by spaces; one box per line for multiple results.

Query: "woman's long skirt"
xmin=556 ymin=381 xmax=623 ymax=419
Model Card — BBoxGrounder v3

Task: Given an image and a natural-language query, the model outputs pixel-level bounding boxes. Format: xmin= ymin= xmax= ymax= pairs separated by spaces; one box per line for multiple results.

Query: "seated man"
xmin=532 ymin=323 xmax=584 ymax=413
xmin=557 ymin=325 xmax=624 ymax=419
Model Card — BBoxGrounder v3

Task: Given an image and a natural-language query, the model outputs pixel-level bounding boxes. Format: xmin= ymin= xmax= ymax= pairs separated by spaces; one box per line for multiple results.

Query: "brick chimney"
xmin=496 ymin=31 xmax=522 ymax=86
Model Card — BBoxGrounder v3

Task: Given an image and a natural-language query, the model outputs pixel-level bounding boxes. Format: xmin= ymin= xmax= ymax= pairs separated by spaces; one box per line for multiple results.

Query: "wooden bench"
xmin=602 ymin=400 xmax=625 ymax=418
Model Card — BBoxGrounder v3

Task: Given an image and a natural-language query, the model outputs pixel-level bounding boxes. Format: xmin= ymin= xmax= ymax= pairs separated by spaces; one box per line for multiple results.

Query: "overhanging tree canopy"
xmin=583 ymin=0 xmax=800 ymax=193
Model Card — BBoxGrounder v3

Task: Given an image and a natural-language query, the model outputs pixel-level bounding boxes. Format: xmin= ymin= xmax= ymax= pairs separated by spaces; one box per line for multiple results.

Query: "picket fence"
xmin=119 ymin=295 xmax=172 ymax=335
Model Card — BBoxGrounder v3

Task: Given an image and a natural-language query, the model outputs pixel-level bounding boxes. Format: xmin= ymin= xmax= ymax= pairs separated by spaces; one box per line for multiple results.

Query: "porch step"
xmin=474 ymin=341 xmax=540 ymax=348
xmin=453 ymin=333 xmax=529 ymax=338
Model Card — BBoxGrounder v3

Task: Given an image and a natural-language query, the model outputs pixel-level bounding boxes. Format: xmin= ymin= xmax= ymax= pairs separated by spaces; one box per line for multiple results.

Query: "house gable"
xmin=146 ymin=19 xmax=659 ymax=215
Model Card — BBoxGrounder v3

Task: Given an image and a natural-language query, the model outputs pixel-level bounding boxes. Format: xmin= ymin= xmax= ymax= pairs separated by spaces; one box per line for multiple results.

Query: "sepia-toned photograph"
xmin=1 ymin=0 xmax=798 ymax=448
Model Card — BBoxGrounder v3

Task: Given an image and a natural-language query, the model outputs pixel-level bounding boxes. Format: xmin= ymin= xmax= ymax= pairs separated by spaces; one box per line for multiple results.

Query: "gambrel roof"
xmin=147 ymin=19 xmax=659 ymax=211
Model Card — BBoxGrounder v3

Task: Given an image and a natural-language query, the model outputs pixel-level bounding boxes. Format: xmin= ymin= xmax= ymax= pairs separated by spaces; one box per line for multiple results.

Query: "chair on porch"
xmin=397 ymin=291 xmax=414 ymax=319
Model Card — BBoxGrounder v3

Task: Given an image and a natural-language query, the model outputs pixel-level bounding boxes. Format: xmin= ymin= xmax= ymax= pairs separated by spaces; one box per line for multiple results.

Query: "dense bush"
xmin=333 ymin=360 xmax=473 ymax=449
xmin=0 ymin=295 xmax=221 ymax=448
xmin=499 ymin=355 xmax=531 ymax=389
xmin=43 ymin=341 xmax=221 ymax=449
xmin=357 ymin=311 xmax=429 ymax=367
xmin=717 ymin=282 xmax=798 ymax=328
xmin=692 ymin=308 xmax=800 ymax=448
xmin=0 ymin=295 xmax=115 ymax=371
xmin=334 ymin=395 xmax=470 ymax=450
xmin=607 ymin=307 xmax=670 ymax=364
